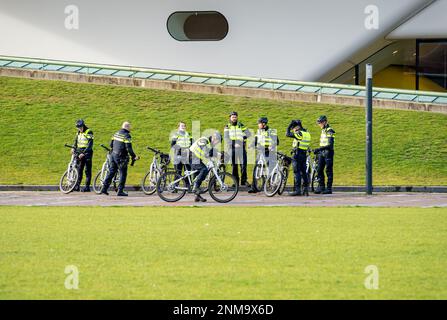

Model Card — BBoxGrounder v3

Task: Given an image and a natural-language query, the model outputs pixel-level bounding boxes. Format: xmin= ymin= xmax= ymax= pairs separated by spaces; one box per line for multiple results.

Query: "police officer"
xmin=171 ymin=121 xmax=193 ymax=187
xmin=100 ymin=122 xmax=139 ymax=196
xmin=313 ymin=115 xmax=335 ymax=194
xmin=248 ymin=117 xmax=278 ymax=193
xmin=286 ymin=119 xmax=311 ymax=196
xmin=189 ymin=132 xmax=221 ymax=202
xmin=224 ymin=111 xmax=251 ymax=187
xmin=73 ymin=119 xmax=94 ymax=192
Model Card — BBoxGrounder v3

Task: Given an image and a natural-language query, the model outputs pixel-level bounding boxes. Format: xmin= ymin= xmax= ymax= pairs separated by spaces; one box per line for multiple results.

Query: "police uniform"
xmin=254 ymin=126 xmax=278 ymax=173
xmin=286 ymin=122 xmax=311 ymax=193
xmin=171 ymin=131 xmax=193 ymax=185
xmin=224 ymin=121 xmax=251 ymax=185
xmin=101 ymin=128 xmax=136 ymax=194
xmin=315 ymin=124 xmax=335 ymax=193
xmin=74 ymin=127 xmax=94 ymax=189
xmin=189 ymin=137 xmax=212 ymax=191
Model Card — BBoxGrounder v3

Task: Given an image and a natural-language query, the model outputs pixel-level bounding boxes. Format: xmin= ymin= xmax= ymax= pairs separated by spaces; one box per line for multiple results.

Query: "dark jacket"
xmin=110 ymin=128 xmax=136 ymax=159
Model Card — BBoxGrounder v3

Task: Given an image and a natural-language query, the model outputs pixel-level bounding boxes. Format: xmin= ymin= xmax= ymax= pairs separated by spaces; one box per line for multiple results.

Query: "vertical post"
xmin=365 ymin=64 xmax=373 ymax=195
xmin=355 ymin=64 xmax=360 ymax=85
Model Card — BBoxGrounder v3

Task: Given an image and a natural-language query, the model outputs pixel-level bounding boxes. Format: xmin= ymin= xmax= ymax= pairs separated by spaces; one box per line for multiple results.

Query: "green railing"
xmin=1 ymin=55 xmax=446 ymax=105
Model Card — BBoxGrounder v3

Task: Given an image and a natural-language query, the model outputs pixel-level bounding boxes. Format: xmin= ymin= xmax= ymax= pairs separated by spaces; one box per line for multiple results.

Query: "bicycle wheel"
xmin=208 ymin=172 xmax=238 ymax=203
xmin=156 ymin=171 xmax=187 ymax=202
xmin=141 ymin=168 xmax=159 ymax=195
xmin=311 ymin=167 xmax=319 ymax=192
xmin=264 ymin=170 xmax=282 ymax=197
xmin=278 ymin=168 xmax=289 ymax=195
xmin=252 ymin=164 xmax=266 ymax=192
xmin=59 ymin=168 xmax=79 ymax=194
xmin=92 ymin=170 xmax=103 ymax=194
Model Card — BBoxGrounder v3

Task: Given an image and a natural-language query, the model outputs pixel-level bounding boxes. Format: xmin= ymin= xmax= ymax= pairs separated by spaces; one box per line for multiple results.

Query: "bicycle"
xmin=252 ymin=152 xmax=269 ymax=192
xmin=156 ymin=158 xmax=238 ymax=203
xmin=59 ymin=144 xmax=81 ymax=194
xmin=277 ymin=152 xmax=293 ymax=196
xmin=141 ymin=146 xmax=170 ymax=195
xmin=264 ymin=152 xmax=290 ymax=197
xmin=92 ymin=144 xmax=121 ymax=194
xmin=201 ymin=152 xmax=227 ymax=193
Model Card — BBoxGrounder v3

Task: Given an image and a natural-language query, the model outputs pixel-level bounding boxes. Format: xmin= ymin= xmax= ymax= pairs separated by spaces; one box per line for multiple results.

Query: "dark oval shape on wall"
xmin=167 ymin=11 xmax=229 ymax=41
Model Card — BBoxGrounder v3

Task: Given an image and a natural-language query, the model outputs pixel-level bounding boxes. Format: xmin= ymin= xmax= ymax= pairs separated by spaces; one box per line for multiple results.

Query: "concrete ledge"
xmin=1 ymin=185 xmax=446 ymax=193
xmin=1 ymin=68 xmax=446 ymax=114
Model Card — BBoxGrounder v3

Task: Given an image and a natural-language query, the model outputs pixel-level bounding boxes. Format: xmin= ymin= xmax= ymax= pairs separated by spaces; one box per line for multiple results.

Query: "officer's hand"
xmin=207 ymin=161 xmax=214 ymax=169
xmin=134 ymin=156 xmax=140 ymax=161
xmin=235 ymin=143 xmax=241 ymax=148
xmin=79 ymin=153 xmax=85 ymax=159
xmin=313 ymin=148 xmax=320 ymax=154
xmin=71 ymin=148 xmax=75 ymax=155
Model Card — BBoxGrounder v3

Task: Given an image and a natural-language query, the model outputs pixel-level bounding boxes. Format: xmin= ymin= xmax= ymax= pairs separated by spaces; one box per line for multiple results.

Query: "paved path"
xmin=0 ymin=191 xmax=446 ymax=207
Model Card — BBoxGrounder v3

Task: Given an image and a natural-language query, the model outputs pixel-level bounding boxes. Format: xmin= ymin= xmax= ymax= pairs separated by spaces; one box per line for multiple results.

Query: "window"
xmin=167 ymin=11 xmax=228 ymax=41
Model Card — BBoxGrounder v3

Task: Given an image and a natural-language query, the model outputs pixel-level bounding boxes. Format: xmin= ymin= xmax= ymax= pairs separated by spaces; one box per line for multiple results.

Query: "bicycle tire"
xmin=208 ymin=172 xmax=239 ymax=203
xmin=156 ymin=171 xmax=187 ymax=202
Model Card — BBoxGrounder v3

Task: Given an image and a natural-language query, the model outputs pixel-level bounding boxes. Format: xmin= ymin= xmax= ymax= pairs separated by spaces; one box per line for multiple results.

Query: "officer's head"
xmin=210 ymin=131 xmax=222 ymax=146
xmin=122 ymin=121 xmax=132 ymax=132
xmin=178 ymin=121 xmax=186 ymax=132
xmin=293 ymin=120 xmax=302 ymax=131
xmin=257 ymin=117 xmax=268 ymax=129
xmin=75 ymin=119 xmax=85 ymax=132
xmin=316 ymin=115 xmax=327 ymax=128
xmin=229 ymin=111 xmax=238 ymax=124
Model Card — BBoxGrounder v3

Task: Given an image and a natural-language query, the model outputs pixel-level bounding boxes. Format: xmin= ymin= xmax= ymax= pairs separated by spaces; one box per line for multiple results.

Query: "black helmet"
xmin=294 ymin=119 xmax=302 ymax=128
xmin=229 ymin=111 xmax=238 ymax=117
xmin=258 ymin=117 xmax=268 ymax=124
xmin=209 ymin=131 xmax=222 ymax=144
xmin=317 ymin=115 xmax=327 ymax=123
xmin=75 ymin=119 xmax=85 ymax=128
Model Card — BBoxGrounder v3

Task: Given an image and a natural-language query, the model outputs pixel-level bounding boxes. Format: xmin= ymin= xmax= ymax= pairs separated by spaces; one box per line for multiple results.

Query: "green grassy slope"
xmin=0 ymin=76 xmax=446 ymax=185
xmin=0 ymin=206 xmax=446 ymax=299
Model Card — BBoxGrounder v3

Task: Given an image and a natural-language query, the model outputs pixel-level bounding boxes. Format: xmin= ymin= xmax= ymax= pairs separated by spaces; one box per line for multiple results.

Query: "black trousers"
xmin=230 ymin=146 xmax=248 ymax=185
xmin=317 ymin=150 xmax=334 ymax=190
xmin=103 ymin=154 xmax=128 ymax=192
xmin=77 ymin=154 xmax=93 ymax=187
xmin=192 ymin=162 xmax=209 ymax=189
xmin=292 ymin=150 xmax=308 ymax=191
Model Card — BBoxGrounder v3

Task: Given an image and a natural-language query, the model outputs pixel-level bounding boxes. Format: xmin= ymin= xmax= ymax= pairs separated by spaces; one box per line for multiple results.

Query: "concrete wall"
xmin=1 ymin=67 xmax=446 ymax=114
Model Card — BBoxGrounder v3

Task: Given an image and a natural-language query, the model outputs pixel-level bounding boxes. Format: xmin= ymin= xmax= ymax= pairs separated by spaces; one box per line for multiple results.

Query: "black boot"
xmin=314 ymin=186 xmax=324 ymax=194
xmin=117 ymin=189 xmax=128 ymax=197
xmin=194 ymin=194 xmax=207 ymax=202
xmin=99 ymin=186 xmax=109 ymax=195
xmin=322 ymin=188 xmax=332 ymax=194
xmin=303 ymin=187 xmax=309 ymax=196
xmin=288 ymin=187 xmax=302 ymax=196
xmin=81 ymin=186 xmax=91 ymax=192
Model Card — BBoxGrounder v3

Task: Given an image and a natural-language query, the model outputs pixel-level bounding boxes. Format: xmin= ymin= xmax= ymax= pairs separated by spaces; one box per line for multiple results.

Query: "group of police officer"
xmin=71 ymin=112 xmax=335 ymax=201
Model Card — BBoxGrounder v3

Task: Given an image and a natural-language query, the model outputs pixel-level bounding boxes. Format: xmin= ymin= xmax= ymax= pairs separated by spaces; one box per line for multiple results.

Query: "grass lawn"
xmin=0 ymin=206 xmax=446 ymax=299
xmin=0 ymin=76 xmax=446 ymax=186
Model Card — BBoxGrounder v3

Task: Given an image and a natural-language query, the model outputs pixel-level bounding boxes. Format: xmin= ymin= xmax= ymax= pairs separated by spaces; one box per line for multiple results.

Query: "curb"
xmin=0 ymin=185 xmax=446 ymax=193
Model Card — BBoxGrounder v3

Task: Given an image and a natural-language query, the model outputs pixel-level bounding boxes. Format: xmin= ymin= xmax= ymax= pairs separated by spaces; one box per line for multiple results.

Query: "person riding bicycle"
xmin=248 ymin=117 xmax=278 ymax=193
xmin=313 ymin=115 xmax=335 ymax=194
xmin=73 ymin=119 xmax=94 ymax=192
xmin=100 ymin=122 xmax=139 ymax=197
xmin=171 ymin=121 xmax=193 ymax=187
xmin=286 ymin=119 xmax=311 ymax=196
xmin=189 ymin=131 xmax=222 ymax=202
xmin=224 ymin=111 xmax=251 ymax=187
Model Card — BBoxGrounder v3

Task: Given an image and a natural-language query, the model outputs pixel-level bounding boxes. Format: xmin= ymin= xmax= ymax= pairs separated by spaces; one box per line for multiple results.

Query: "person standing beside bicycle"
xmin=189 ymin=132 xmax=222 ymax=203
xmin=170 ymin=121 xmax=193 ymax=188
xmin=313 ymin=115 xmax=335 ymax=195
xmin=248 ymin=117 xmax=278 ymax=194
xmin=73 ymin=119 xmax=94 ymax=192
xmin=224 ymin=111 xmax=251 ymax=187
xmin=286 ymin=119 xmax=311 ymax=196
xmin=100 ymin=121 xmax=139 ymax=197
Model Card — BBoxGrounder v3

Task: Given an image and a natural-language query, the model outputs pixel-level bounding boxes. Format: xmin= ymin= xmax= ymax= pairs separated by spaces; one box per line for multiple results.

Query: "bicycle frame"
xmin=170 ymin=162 xmax=224 ymax=191
xmin=255 ymin=152 xmax=268 ymax=179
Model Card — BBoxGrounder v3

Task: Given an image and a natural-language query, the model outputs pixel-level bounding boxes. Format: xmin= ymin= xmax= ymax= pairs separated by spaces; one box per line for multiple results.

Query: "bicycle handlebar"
xmin=64 ymin=144 xmax=75 ymax=149
xmin=147 ymin=146 xmax=169 ymax=157
xmin=100 ymin=144 xmax=111 ymax=152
